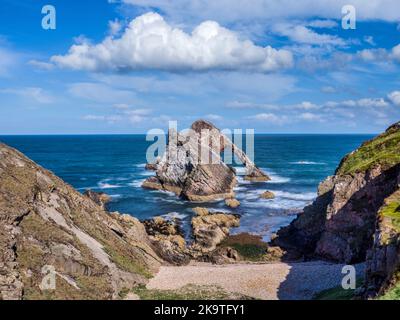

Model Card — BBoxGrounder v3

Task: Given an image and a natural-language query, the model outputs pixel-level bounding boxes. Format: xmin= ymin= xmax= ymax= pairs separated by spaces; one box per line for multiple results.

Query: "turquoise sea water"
xmin=0 ymin=134 xmax=374 ymax=241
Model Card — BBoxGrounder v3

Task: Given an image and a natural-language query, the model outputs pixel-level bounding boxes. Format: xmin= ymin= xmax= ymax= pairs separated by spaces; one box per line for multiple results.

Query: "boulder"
xmin=260 ymin=191 xmax=275 ymax=199
xmin=204 ymin=247 xmax=240 ymax=264
xmin=225 ymin=198 xmax=240 ymax=208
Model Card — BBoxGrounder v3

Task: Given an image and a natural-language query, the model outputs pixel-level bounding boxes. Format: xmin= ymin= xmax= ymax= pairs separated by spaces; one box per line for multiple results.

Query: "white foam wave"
xmin=162 ymin=212 xmax=188 ymax=220
xmin=243 ymin=199 xmax=305 ymax=210
xmin=139 ymin=171 xmax=155 ymax=177
xmin=267 ymin=173 xmax=291 ymax=184
xmin=128 ymin=179 xmax=145 ymax=188
xmin=134 ymin=163 xmax=146 ymax=168
xmin=97 ymin=182 xmax=121 ymax=189
xmin=290 ymin=161 xmax=325 ymax=165
xmin=150 ymin=190 xmax=177 ymax=197
xmin=274 ymin=191 xmax=316 ymax=201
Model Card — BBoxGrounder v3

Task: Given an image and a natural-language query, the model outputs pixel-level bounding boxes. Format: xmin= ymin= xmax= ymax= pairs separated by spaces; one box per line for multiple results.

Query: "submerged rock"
xmin=142 ymin=120 xmax=268 ymax=202
xmin=243 ymin=167 xmax=270 ymax=182
xmin=260 ymin=191 xmax=275 ymax=199
xmin=225 ymin=198 xmax=240 ymax=208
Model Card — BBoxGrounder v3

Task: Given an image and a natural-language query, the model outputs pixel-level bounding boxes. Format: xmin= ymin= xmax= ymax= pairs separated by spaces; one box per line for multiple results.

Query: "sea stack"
xmin=142 ymin=120 xmax=269 ymax=202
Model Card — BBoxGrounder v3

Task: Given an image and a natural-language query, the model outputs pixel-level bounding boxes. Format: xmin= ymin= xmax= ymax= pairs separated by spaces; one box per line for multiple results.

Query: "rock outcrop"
xmin=191 ymin=208 xmax=240 ymax=256
xmin=142 ymin=120 xmax=269 ymax=202
xmin=142 ymin=217 xmax=190 ymax=265
xmin=0 ymin=143 xmax=162 ymax=300
xmin=143 ymin=208 xmax=241 ymax=263
xmin=273 ymin=122 xmax=400 ymax=297
xmin=83 ymin=190 xmax=111 ymax=210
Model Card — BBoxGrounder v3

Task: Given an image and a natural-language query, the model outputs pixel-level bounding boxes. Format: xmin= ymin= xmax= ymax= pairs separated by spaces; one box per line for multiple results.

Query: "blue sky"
xmin=1 ymin=0 xmax=400 ymax=134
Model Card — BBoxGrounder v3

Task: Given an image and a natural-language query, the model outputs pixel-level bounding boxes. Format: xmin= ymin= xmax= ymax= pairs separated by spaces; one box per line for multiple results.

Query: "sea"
xmin=0 ymin=134 xmax=374 ymax=241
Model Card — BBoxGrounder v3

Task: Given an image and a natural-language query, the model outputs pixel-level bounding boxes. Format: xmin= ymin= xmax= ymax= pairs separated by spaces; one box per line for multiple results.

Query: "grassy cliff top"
xmin=337 ymin=122 xmax=400 ymax=175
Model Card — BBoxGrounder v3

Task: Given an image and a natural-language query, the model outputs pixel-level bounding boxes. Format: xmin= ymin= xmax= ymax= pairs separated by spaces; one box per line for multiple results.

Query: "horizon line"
xmin=0 ymin=132 xmax=379 ymax=136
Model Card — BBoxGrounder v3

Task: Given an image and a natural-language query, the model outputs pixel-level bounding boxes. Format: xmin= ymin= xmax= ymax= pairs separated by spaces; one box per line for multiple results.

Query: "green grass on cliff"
xmin=337 ymin=128 xmax=400 ymax=175
xmin=379 ymin=281 xmax=400 ymax=300
xmin=380 ymin=201 xmax=400 ymax=233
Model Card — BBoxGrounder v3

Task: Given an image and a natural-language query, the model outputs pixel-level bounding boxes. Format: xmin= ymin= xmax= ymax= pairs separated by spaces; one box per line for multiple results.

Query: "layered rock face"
xmin=142 ymin=120 xmax=269 ymax=202
xmin=0 ymin=143 xmax=162 ymax=300
xmin=364 ymin=189 xmax=400 ymax=297
xmin=274 ymin=122 xmax=400 ymax=297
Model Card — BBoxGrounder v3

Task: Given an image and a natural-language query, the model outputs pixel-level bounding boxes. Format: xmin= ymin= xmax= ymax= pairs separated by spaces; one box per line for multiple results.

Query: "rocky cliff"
xmin=274 ymin=122 xmax=400 ymax=297
xmin=0 ymin=143 xmax=162 ymax=300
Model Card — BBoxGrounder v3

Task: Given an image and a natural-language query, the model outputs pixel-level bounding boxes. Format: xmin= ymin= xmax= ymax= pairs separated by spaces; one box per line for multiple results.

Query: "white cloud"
xmin=119 ymin=0 xmax=400 ymax=24
xmin=321 ymin=86 xmax=336 ymax=93
xmin=247 ymin=113 xmax=289 ymax=124
xmin=225 ymin=100 xmax=279 ymax=110
xmin=298 ymin=112 xmax=323 ymax=121
xmin=391 ymin=44 xmax=400 ymax=62
xmin=28 ymin=59 xmax=55 ymax=71
xmin=108 ymin=19 xmax=122 ymax=36
xmin=358 ymin=43 xmax=400 ymax=63
xmin=358 ymin=48 xmax=388 ymax=61
xmin=83 ymin=106 xmax=152 ymax=124
xmin=325 ymin=98 xmax=389 ymax=108
xmin=51 ymin=12 xmax=293 ymax=73
xmin=0 ymin=47 xmax=17 ymax=76
xmin=68 ymin=82 xmax=137 ymax=104
xmin=363 ymin=36 xmax=376 ymax=46
xmin=83 ymin=115 xmax=122 ymax=123
xmin=307 ymin=19 xmax=338 ymax=28
xmin=0 ymin=87 xmax=54 ymax=104
xmin=388 ymin=91 xmax=400 ymax=106
xmin=205 ymin=114 xmax=223 ymax=121
xmin=273 ymin=23 xmax=345 ymax=46
xmin=295 ymin=101 xmax=319 ymax=110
